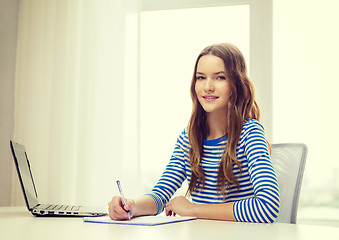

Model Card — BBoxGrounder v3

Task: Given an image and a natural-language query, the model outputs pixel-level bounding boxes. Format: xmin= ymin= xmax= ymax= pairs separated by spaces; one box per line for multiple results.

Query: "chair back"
xmin=271 ymin=143 xmax=308 ymax=224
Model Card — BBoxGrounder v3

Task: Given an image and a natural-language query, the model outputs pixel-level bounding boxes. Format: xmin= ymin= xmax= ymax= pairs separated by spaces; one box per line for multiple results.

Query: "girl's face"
xmin=195 ymin=55 xmax=231 ymax=116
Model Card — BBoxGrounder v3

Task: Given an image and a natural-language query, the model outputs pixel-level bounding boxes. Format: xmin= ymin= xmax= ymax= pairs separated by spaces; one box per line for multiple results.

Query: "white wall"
xmin=273 ymin=0 xmax=339 ymax=209
xmin=0 ymin=0 xmax=19 ymax=206
xmin=11 ymin=0 xmax=140 ymax=207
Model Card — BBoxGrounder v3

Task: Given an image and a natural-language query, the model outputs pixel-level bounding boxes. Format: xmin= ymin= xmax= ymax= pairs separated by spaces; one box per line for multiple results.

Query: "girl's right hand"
xmin=108 ymin=196 xmax=135 ymax=220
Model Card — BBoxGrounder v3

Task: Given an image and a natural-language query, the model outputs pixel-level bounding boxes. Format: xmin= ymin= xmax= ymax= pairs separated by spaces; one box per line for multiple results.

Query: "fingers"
xmin=165 ymin=198 xmax=173 ymax=216
xmin=108 ymin=196 xmax=134 ymax=220
xmin=166 ymin=210 xmax=176 ymax=217
xmin=165 ymin=209 xmax=177 ymax=217
xmin=165 ymin=196 xmax=190 ymax=217
xmin=124 ymin=199 xmax=134 ymax=211
xmin=166 ymin=208 xmax=173 ymax=216
xmin=165 ymin=201 xmax=176 ymax=217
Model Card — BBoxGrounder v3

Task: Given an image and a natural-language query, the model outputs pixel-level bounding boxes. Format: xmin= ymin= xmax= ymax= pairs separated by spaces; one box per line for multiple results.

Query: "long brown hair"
xmin=187 ymin=43 xmax=260 ymax=196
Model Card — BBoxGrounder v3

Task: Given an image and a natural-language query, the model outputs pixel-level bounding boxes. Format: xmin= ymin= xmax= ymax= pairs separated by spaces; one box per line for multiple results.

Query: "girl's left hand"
xmin=165 ymin=196 xmax=195 ymax=217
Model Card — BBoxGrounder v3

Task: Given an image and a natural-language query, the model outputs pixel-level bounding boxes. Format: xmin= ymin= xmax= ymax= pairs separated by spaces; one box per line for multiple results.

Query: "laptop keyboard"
xmin=45 ymin=204 xmax=81 ymax=211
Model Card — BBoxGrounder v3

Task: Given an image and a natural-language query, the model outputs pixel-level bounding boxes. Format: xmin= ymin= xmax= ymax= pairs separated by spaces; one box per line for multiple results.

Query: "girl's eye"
xmin=196 ymin=76 xmax=205 ymax=80
xmin=217 ymin=76 xmax=226 ymax=80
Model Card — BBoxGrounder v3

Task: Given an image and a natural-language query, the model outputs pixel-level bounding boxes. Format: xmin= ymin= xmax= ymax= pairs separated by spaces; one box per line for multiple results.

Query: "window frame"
xmin=140 ymin=0 xmax=273 ymax=140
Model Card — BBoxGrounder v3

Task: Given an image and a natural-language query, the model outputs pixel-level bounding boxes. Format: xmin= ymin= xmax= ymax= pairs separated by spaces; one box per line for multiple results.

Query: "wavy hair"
xmin=187 ymin=43 xmax=260 ymax=197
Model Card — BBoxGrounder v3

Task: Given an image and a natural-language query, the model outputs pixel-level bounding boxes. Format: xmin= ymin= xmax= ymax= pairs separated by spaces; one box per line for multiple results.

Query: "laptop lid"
xmin=10 ymin=140 xmax=39 ymax=211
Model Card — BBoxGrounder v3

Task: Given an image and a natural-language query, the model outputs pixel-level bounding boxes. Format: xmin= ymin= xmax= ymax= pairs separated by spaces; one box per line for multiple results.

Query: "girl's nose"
xmin=204 ymin=79 xmax=215 ymax=92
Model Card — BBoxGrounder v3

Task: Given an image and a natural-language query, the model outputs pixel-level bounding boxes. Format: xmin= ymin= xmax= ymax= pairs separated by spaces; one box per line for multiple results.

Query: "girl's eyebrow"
xmin=196 ymin=71 xmax=226 ymax=75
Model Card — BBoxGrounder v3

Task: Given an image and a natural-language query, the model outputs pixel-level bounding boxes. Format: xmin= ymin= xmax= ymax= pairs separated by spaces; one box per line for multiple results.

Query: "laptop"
xmin=10 ymin=140 xmax=107 ymax=217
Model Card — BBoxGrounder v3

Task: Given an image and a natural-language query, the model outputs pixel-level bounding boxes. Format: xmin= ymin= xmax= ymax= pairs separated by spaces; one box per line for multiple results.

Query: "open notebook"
xmin=83 ymin=215 xmax=197 ymax=226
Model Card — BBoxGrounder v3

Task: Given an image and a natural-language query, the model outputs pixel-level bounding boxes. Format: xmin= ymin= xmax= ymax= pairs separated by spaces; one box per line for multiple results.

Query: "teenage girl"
xmin=108 ymin=43 xmax=280 ymax=223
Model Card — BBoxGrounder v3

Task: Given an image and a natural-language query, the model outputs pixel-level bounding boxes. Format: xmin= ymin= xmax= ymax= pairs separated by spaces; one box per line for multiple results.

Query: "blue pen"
xmin=116 ymin=180 xmax=131 ymax=220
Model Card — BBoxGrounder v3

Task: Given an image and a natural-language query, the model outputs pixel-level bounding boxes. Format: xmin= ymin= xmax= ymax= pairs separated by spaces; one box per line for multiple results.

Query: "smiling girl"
xmin=108 ymin=43 xmax=280 ymax=223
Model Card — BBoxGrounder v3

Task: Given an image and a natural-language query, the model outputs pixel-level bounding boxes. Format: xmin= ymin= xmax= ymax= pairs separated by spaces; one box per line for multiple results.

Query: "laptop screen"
xmin=10 ymin=141 xmax=39 ymax=210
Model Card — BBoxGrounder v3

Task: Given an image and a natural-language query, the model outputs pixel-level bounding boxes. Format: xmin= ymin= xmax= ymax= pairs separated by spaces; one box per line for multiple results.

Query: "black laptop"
xmin=10 ymin=140 xmax=107 ymax=217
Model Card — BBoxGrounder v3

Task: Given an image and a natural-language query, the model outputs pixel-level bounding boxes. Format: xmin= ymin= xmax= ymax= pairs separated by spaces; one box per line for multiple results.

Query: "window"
xmin=140 ymin=5 xmax=250 ymax=193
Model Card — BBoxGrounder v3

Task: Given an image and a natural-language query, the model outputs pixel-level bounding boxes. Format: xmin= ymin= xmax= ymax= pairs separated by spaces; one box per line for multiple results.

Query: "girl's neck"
xmin=206 ymin=112 xmax=227 ymax=140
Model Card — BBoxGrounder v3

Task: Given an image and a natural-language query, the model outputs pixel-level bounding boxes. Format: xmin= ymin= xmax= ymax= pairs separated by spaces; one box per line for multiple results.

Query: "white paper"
xmin=83 ymin=215 xmax=197 ymax=226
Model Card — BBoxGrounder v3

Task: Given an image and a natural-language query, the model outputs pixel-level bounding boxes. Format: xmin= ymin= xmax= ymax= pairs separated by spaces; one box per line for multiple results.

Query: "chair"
xmin=270 ymin=143 xmax=308 ymax=224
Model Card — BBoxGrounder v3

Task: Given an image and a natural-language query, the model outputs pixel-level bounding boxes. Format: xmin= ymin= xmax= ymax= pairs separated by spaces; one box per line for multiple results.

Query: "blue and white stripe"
xmin=146 ymin=119 xmax=280 ymax=223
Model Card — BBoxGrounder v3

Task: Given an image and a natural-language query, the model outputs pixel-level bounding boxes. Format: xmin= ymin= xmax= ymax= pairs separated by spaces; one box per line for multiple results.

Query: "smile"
xmin=202 ymin=96 xmax=219 ymax=101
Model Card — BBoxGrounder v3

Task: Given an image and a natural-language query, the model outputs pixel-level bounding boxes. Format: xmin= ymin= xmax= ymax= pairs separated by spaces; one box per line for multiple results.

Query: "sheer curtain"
xmin=12 ymin=0 xmax=140 ymax=207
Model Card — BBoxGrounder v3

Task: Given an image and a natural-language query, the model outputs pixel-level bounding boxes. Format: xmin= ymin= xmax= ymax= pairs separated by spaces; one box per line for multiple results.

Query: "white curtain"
xmin=12 ymin=0 xmax=140 ymax=207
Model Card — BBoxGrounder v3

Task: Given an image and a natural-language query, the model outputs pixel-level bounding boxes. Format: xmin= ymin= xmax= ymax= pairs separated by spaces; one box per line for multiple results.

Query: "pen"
xmin=116 ymin=180 xmax=131 ymax=220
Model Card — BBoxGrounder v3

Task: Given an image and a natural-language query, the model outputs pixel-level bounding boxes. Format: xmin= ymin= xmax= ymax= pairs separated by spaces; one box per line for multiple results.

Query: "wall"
xmin=4 ymin=0 xmax=339 ymax=215
xmin=0 ymin=0 xmax=19 ymax=206
xmin=273 ymin=0 xmax=339 ymax=215
xmin=11 ymin=0 xmax=140 ymax=207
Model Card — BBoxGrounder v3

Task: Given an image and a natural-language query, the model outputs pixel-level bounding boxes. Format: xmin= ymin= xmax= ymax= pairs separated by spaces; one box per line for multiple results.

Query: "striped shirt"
xmin=146 ymin=119 xmax=280 ymax=223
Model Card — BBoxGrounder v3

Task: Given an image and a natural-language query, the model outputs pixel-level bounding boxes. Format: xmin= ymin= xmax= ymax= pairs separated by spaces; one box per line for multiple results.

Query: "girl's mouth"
xmin=203 ymin=96 xmax=219 ymax=102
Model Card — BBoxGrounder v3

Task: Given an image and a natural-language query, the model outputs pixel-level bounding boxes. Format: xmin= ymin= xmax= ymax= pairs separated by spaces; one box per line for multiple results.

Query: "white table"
xmin=1 ymin=207 xmax=339 ymax=240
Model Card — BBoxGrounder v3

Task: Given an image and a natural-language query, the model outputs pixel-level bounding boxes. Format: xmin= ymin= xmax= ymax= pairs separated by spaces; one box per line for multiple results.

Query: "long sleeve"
xmin=146 ymin=121 xmax=280 ymax=222
xmin=146 ymin=131 xmax=188 ymax=215
xmin=233 ymin=123 xmax=280 ymax=223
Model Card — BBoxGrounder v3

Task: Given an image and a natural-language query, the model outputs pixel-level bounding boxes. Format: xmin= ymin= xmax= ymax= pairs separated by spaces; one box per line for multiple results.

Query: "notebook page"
xmin=83 ymin=215 xmax=197 ymax=226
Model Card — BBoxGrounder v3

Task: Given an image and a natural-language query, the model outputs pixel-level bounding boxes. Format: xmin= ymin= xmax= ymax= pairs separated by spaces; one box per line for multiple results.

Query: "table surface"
xmin=1 ymin=207 xmax=339 ymax=240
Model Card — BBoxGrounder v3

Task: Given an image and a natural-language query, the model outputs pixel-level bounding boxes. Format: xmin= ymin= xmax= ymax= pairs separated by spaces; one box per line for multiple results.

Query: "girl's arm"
xmin=132 ymin=195 xmax=158 ymax=217
xmin=165 ymin=122 xmax=280 ymax=223
xmin=233 ymin=122 xmax=280 ymax=223
xmin=108 ymin=130 xmax=188 ymax=220
xmin=165 ymin=196 xmax=236 ymax=221
xmin=146 ymin=130 xmax=188 ymax=215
